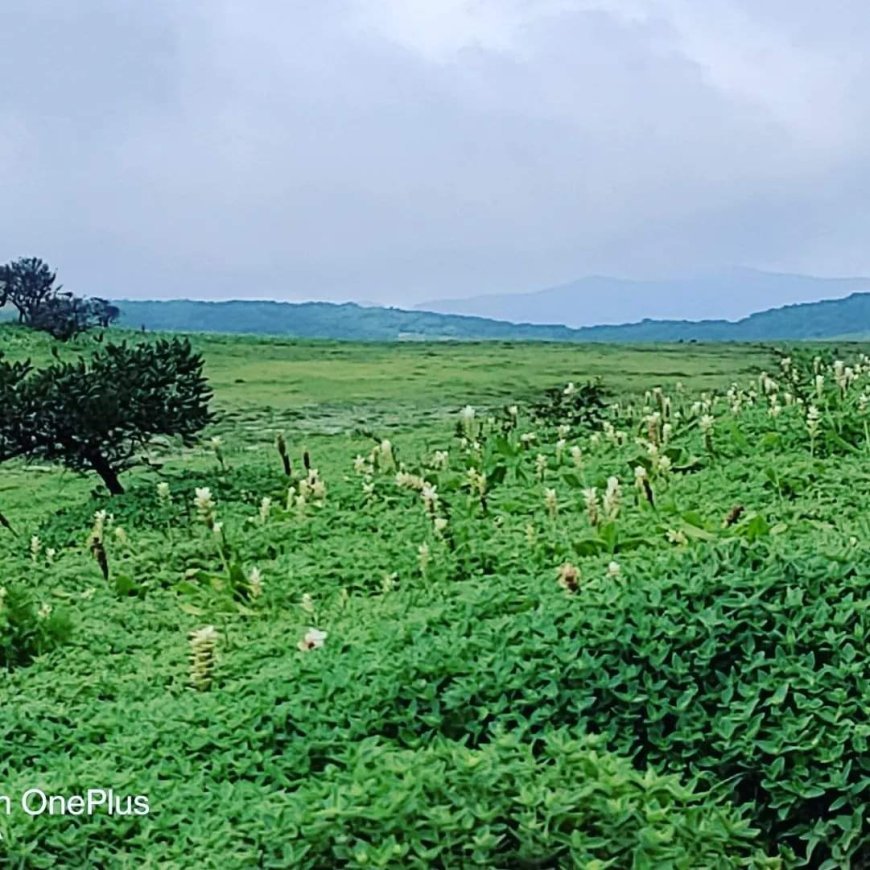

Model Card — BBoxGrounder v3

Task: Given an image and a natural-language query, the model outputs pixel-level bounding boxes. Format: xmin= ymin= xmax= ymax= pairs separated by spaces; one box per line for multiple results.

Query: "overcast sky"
xmin=2 ymin=1 xmax=869 ymax=309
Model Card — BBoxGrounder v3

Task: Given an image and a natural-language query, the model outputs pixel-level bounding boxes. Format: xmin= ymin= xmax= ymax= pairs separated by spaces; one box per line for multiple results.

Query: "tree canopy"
xmin=0 ymin=257 xmax=119 ymax=339
xmin=0 ymin=338 xmax=213 ymax=494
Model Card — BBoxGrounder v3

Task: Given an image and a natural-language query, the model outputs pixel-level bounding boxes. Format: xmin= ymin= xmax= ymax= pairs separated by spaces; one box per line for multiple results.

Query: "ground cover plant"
xmin=0 ymin=327 xmax=867 ymax=867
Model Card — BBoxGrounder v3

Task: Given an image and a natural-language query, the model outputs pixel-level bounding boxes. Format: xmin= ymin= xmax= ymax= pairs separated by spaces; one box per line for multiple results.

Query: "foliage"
xmin=0 ymin=338 xmax=213 ymax=494
xmin=282 ymin=731 xmax=769 ymax=868
xmin=0 ymin=581 xmax=71 ymax=669
xmin=0 ymin=335 xmax=868 ymax=866
xmin=529 ymin=378 xmax=610 ymax=430
xmin=0 ymin=257 xmax=119 ymax=340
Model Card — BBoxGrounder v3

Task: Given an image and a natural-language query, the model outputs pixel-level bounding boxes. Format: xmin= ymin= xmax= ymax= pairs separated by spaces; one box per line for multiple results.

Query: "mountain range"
xmin=112 ymin=286 xmax=870 ymax=343
xmin=417 ymin=268 xmax=870 ymax=327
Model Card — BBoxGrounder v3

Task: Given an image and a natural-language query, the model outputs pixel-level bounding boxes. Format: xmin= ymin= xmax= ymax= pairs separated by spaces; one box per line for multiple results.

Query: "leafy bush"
xmin=0 ymin=582 xmax=71 ymax=668
xmin=278 ymin=732 xmax=769 ymax=868
xmin=0 ymin=338 xmax=212 ymax=494
xmin=257 ymin=542 xmax=866 ymax=867
xmin=530 ymin=379 xmax=610 ymax=431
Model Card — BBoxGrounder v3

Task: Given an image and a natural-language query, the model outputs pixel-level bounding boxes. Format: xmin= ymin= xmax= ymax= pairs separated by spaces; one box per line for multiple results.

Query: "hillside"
xmin=114 ymin=299 xmax=580 ymax=342
xmin=111 ymin=292 xmax=870 ymax=342
xmin=418 ymin=268 xmax=870 ymax=326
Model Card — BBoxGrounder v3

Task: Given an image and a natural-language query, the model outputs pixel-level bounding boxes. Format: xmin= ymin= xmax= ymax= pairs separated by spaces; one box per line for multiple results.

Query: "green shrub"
xmin=0 ymin=582 xmax=71 ymax=668
xmin=529 ymin=379 xmax=610 ymax=431
xmin=260 ymin=542 xmax=866 ymax=866
xmin=277 ymin=731 xmax=769 ymax=868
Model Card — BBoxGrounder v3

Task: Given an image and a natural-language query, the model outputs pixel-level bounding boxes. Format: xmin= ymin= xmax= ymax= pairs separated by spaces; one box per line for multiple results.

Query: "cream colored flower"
xmin=248 ymin=567 xmax=264 ymax=599
xmin=298 ymin=628 xmax=327 ymax=651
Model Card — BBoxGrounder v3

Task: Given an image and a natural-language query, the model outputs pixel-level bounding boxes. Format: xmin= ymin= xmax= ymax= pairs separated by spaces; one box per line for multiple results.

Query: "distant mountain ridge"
xmin=417 ymin=268 xmax=870 ymax=327
xmin=112 ymin=291 xmax=870 ymax=342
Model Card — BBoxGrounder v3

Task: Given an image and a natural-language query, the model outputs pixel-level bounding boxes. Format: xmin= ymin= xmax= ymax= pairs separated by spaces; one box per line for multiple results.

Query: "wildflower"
xmin=248 ymin=567 xmax=264 ymax=599
xmin=421 ymin=483 xmax=439 ymax=514
xmin=602 ymin=476 xmax=621 ymax=521
xmin=212 ymin=521 xmax=224 ymax=537
xmin=563 ymin=382 xmax=577 ymax=397
xmin=535 ymin=454 xmax=548 ymax=480
xmin=557 ymin=424 xmax=570 ymax=439
xmin=189 ymin=625 xmax=219 ymax=690
xmin=310 ymin=478 xmax=327 ymax=502
xmin=362 ymin=479 xmax=375 ymax=498
xmin=544 ymin=487 xmax=558 ymax=519
xmin=635 ymin=465 xmax=655 ymax=507
xmin=194 ymin=487 xmax=216 ymax=528
xmin=299 ymin=593 xmax=315 ymax=615
xmin=570 ymin=445 xmax=583 ymax=468
xmin=45 ymin=547 xmax=56 ymax=563
xmin=645 ymin=412 xmax=662 ymax=445
xmin=661 ymin=423 xmax=673 ymax=445
xmin=525 ymin=523 xmax=536 ymax=546
xmin=418 ymin=542 xmax=430 ymax=573
xmin=433 ymin=516 xmax=448 ymax=537
xmin=666 ymin=529 xmax=688 ymax=546
xmin=607 ymin=561 xmax=621 ymax=578
xmin=431 ymin=449 xmax=449 ymax=470
xmin=583 ymin=487 xmax=599 ymax=526
xmin=90 ymin=536 xmax=110 ymax=581
xmin=91 ymin=509 xmax=110 ymax=543
xmin=815 ymin=374 xmax=825 ymax=399
xmin=555 ymin=439 xmax=566 ymax=461
xmin=37 ymin=602 xmax=53 ymax=620
xmin=806 ymin=405 xmax=821 ymax=448
xmin=466 ymin=468 xmax=486 ymax=497
xmin=557 ymin=563 xmax=580 ymax=593
xmin=507 ymin=405 xmax=519 ymax=419
xmin=156 ymin=481 xmax=171 ymax=503
xmin=353 ymin=455 xmax=369 ymax=474
xmin=209 ymin=436 xmax=225 ymax=468
xmin=657 ymin=454 xmax=672 ymax=475
xmin=298 ymin=627 xmax=327 ymax=652
xmin=395 ymin=471 xmax=424 ymax=491
xmin=520 ymin=432 xmax=537 ymax=447
xmin=459 ymin=405 xmax=476 ymax=438
xmin=699 ymin=414 xmax=715 ymax=434
xmin=30 ymin=535 xmax=42 ymax=562
xmin=114 ymin=527 xmax=128 ymax=545
xmin=276 ymin=432 xmax=292 ymax=476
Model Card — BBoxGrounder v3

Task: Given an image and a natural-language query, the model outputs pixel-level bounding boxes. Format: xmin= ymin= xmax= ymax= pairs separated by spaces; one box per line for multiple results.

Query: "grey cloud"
xmin=1 ymin=1 xmax=869 ymax=311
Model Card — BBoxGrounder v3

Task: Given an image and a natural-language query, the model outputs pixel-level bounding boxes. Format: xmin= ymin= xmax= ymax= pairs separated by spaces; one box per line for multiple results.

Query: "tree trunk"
xmin=90 ymin=454 xmax=125 ymax=495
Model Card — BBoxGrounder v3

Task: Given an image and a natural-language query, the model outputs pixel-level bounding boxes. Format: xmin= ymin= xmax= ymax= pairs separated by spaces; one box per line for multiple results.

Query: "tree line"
xmin=0 ymin=256 xmax=120 ymax=339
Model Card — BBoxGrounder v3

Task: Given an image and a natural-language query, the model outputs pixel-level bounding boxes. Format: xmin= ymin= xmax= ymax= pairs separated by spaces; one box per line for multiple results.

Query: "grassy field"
xmin=1 ymin=327 xmax=868 ymax=867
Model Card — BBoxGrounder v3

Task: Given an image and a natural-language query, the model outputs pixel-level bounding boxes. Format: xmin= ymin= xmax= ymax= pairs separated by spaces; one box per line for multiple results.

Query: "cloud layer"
xmin=2 ymin=1 xmax=869 ymax=308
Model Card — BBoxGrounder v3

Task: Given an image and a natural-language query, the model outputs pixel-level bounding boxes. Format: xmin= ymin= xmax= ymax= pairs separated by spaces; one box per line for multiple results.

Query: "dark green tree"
xmin=0 ymin=257 xmax=60 ymax=323
xmin=27 ymin=293 xmax=94 ymax=340
xmin=0 ymin=339 xmax=213 ymax=494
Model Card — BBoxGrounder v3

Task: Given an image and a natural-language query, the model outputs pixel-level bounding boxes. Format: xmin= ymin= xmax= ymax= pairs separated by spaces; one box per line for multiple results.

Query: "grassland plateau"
xmin=0 ymin=325 xmax=868 ymax=867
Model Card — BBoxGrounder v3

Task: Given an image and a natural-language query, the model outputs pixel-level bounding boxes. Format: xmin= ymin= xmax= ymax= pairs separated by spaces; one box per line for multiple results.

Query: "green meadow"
xmin=1 ymin=326 xmax=868 ymax=867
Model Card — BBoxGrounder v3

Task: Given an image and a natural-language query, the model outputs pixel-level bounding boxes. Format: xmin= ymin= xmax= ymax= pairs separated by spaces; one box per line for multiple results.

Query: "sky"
xmin=2 ymin=0 xmax=870 ymax=312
